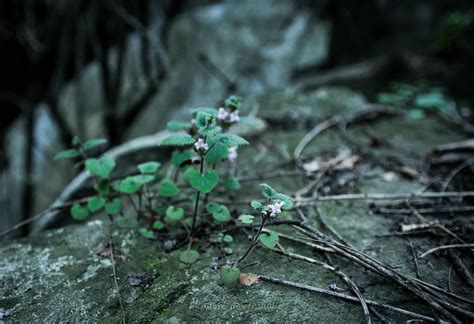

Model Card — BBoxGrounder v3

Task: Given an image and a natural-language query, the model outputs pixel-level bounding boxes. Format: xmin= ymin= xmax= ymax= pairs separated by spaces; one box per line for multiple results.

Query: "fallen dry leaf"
xmin=239 ymin=273 xmax=260 ymax=286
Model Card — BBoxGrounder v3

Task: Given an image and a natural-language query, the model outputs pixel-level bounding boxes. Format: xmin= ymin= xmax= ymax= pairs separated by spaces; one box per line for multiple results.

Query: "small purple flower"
xmin=228 ymin=146 xmax=238 ymax=163
xmin=330 ymin=283 xmax=337 ymax=291
xmin=217 ymin=107 xmax=229 ymax=121
xmin=268 ymin=201 xmax=284 ymax=217
xmin=194 ymin=138 xmax=208 ymax=152
xmin=191 ymin=118 xmax=196 ymax=125
xmin=229 ymin=110 xmax=240 ymax=123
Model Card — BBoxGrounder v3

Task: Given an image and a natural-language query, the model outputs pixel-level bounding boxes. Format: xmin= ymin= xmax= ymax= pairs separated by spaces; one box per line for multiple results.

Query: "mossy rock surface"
xmin=1 ymin=87 xmax=472 ymax=322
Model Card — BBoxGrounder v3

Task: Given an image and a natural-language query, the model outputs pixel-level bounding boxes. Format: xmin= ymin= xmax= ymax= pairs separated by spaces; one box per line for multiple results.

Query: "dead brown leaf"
xmin=239 ymin=273 xmax=259 ymax=286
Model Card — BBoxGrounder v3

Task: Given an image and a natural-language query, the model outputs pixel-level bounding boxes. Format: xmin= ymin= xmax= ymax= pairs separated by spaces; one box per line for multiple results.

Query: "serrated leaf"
xmin=205 ymin=143 xmax=228 ymax=164
xmin=167 ymin=120 xmax=192 ymax=132
xmin=139 ymin=228 xmax=155 ymax=239
xmin=222 ymin=176 xmax=241 ymax=191
xmin=250 ymin=200 xmax=262 ymax=209
xmin=83 ymin=138 xmax=108 ymax=150
xmin=198 ymin=125 xmax=221 ymax=136
xmin=215 ymin=133 xmax=249 ymax=147
xmin=219 ymin=265 xmax=240 ymax=284
xmin=138 ymin=161 xmax=160 ymax=174
xmin=259 ymin=231 xmax=279 ymax=249
xmin=188 ymin=168 xmax=219 ymax=193
xmin=105 ymin=198 xmax=122 ymax=215
xmin=166 ymin=206 xmax=184 ymax=222
xmin=85 ymin=157 xmax=115 ymax=179
xmin=205 ymin=203 xmax=230 ymax=222
xmin=87 ymin=196 xmax=106 ymax=213
xmin=158 ymin=179 xmax=179 ymax=198
xmin=133 ymin=175 xmax=155 ymax=185
xmin=71 ymin=203 xmax=89 ymax=220
xmin=159 ymin=134 xmax=195 ymax=146
xmin=191 ymin=107 xmax=218 ymax=117
xmin=153 ymin=220 xmax=165 ymax=230
xmin=179 ymin=250 xmax=199 ymax=264
xmin=260 ymin=183 xmax=277 ymax=198
xmin=115 ymin=216 xmax=138 ymax=229
xmin=274 ymin=193 xmax=293 ymax=209
xmin=171 ymin=149 xmax=191 ymax=167
xmin=54 ymin=149 xmax=80 ymax=161
xmin=196 ymin=112 xmax=214 ymax=129
xmin=238 ymin=214 xmax=255 ymax=224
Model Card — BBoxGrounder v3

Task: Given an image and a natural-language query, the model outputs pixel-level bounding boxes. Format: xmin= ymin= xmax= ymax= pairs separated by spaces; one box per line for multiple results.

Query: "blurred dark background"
xmin=1 ymin=0 xmax=473 ymax=236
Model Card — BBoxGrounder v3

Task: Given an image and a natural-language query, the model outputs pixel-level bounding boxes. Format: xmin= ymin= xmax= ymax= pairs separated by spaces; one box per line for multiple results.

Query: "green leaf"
xmin=205 ymin=143 xmax=228 ymax=164
xmin=260 ymin=183 xmax=277 ymax=198
xmin=53 ymin=149 xmax=79 ymax=161
xmin=159 ymin=134 xmax=195 ymax=147
xmin=82 ymin=138 xmax=108 ymax=150
xmin=105 ymin=198 xmax=122 ymax=215
xmin=153 ymin=220 xmax=165 ymax=230
xmin=118 ymin=175 xmax=153 ymax=194
xmin=166 ymin=206 xmax=184 ymax=222
xmin=171 ymin=149 xmax=191 ymax=167
xmin=238 ymin=214 xmax=255 ymax=224
xmin=115 ymin=216 xmax=138 ymax=229
xmin=274 ymin=193 xmax=293 ymax=209
xmin=259 ymin=231 xmax=279 ymax=249
xmin=219 ymin=265 xmax=240 ymax=284
xmin=225 ymin=95 xmax=242 ymax=110
xmin=71 ymin=136 xmax=81 ymax=147
xmin=138 ymin=161 xmax=161 ymax=174
xmin=205 ymin=203 xmax=230 ymax=222
xmin=133 ymin=175 xmax=155 ymax=185
xmin=407 ymin=109 xmax=425 ymax=119
xmin=118 ymin=177 xmax=142 ymax=194
xmin=250 ymin=200 xmax=262 ymax=209
xmin=196 ymin=112 xmax=214 ymax=129
xmin=222 ymin=176 xmax=241 ymax=191
xmin=85 ymin=157 xmax=115 ymax=179
xmin=70 ymin=203 xmax=89 ymax=220
xmin=139 ymin=228 xmax=155 ymax=239
xmin=224 ymin=247 xmax=233 ymax=255
xmin=223 ymin=235 xmax=233 ymax=243
xmin=215 ymin=134 xmax=249 ymax=147
xmin=179 ymin=250 xmax=200 ymax=264
xmin=158 ymin=179 xmax=180 ymax=198
xmin=188 ymin=168 xmax=219 ymax=193
xmin=196 ymin=112 xmax=221 ymax=136
xmin=87 ymin=196 xmax=106 ymax=213
xmin=167 ymin=120 xmax=192 ymax=132
xmin=190 ymin=107 xmax=217 ymax=118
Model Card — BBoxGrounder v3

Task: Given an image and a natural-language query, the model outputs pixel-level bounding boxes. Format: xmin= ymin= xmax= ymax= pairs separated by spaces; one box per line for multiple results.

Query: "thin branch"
xmin=420 ymin=244 xmax=474 ymax=259
xmin=258 ymin=275 xmax=435 ymax=322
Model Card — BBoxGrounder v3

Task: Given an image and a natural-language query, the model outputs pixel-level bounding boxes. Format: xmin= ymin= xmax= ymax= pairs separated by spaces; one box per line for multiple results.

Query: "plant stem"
xmin=190 ymin=154 xmax=205 ymax=239
xmin=236 ymin=215 xmax=267 ymax=265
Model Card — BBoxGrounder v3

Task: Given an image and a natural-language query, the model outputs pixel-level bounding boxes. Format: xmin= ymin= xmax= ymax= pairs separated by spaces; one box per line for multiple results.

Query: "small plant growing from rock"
xmin=218 ymin=183 xmax=293 ymax=284
xmin=54 ymin=95 xmax=250 ymax=266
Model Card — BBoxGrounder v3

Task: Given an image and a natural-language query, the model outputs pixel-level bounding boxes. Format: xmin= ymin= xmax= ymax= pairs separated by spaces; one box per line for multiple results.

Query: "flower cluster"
xmin=194 ymin=138 xmax=208 ymax=152
xmin=217 ymin=107 xmax=239 ymax=123
xmin=267 ymin=201 xmax=284 ymax=217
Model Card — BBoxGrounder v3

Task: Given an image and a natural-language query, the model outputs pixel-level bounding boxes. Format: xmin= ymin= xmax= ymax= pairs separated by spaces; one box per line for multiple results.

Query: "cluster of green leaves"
xmin=377 ymin=82 xmax=454 ymax=119
xmin=159 ymin=97 xmax=250 ymax=264
xmin=55 ymin=96 xmax=256 ymax=269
